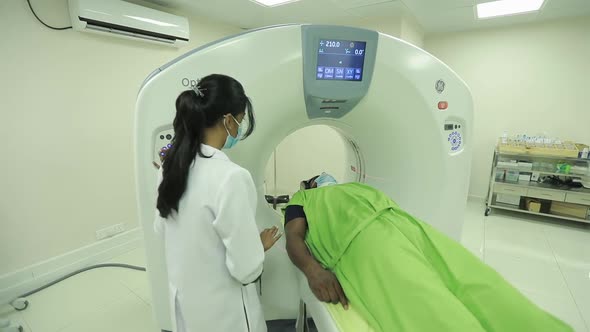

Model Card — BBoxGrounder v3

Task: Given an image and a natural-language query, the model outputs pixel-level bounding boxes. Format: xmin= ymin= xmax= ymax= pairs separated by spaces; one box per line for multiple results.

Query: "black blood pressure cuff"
xmin=284 ymin=205 xmax=306 ymax=225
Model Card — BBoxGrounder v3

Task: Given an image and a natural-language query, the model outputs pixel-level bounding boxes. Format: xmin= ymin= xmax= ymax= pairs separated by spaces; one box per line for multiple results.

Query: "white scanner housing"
xmin=135 ymin=24 xmax=473 ymax=331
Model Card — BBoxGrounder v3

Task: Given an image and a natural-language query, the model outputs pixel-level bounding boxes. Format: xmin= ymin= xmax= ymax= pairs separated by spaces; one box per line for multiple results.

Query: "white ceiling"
xmin=146 ymin=0 xmax=590 ymax=33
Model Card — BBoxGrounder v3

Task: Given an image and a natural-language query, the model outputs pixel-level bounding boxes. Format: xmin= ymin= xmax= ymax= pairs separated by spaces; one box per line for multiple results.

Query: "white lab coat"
xmin=154 ymin=144 xmax=266 ymax=332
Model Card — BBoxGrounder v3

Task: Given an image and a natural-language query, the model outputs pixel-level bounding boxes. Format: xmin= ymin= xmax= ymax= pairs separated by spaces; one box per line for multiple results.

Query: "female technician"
xmin=155 ymin=74 xmax=280 ymax=332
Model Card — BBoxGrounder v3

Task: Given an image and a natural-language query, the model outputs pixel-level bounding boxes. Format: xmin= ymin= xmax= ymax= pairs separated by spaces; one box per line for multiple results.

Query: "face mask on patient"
xmin=315 ymin=172 xmax=338 ymax=188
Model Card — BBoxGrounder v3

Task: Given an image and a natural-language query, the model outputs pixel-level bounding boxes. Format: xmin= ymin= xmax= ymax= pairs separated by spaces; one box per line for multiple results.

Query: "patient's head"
xmin=300 ymin=172 xmax=338 ymax=190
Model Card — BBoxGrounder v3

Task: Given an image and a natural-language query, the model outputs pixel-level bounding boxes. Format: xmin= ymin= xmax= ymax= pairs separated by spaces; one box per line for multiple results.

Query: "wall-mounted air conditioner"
xmin=69 ymin=0 xmax=190 ymax=47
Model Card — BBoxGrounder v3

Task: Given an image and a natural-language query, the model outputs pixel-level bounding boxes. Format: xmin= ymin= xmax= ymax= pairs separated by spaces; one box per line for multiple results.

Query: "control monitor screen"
xmin=316 ymin=39 xmax=367 ymax=81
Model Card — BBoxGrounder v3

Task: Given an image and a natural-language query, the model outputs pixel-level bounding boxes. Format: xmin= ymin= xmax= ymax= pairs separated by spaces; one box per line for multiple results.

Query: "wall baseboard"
xmin=468 ymin=194 xmax=486 ymax=203
xmin=0 ymin=227 xmax=143 ymax=306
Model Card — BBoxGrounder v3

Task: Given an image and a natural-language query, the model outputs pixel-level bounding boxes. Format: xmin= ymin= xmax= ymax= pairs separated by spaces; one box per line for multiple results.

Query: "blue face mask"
xmin=315 ymin=172 xmax=338 ymax=188
xmin=223 ymin=114 xmax=243 ymax=150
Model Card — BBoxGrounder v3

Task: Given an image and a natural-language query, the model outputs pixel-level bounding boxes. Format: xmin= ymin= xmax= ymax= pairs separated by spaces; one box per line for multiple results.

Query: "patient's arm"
xmin=286 ymin=218 xmax=349 ymax=309
xmin=285 ymin=217 xmax=320 ymax=274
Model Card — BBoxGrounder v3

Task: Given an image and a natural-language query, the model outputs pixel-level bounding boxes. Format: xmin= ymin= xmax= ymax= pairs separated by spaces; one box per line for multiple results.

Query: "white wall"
xmin=425 ymin=17 xmax=590 ymax=198
xmin=349 ymin=15 xmax=425 ymax=47
xmin=351 ymin=17 xmax=401 ymax=39
xmin=0 ymin=0 xmax=240 ymax=275
xmin=400 ymin=16 xmax=425 ymax=48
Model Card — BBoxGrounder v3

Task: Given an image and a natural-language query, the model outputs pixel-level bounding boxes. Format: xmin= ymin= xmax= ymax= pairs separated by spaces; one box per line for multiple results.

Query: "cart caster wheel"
xmin=485 ymin=207 xmax=491 ymax=216
xmin=11 ymin=298 xmax=28 ymax=311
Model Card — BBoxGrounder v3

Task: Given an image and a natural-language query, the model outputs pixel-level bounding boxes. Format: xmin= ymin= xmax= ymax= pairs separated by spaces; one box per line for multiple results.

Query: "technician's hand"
xmin=307 ymin=266 xmax=349 ymax=310
xmin=260 ymin=226 xmax=282 ymax=251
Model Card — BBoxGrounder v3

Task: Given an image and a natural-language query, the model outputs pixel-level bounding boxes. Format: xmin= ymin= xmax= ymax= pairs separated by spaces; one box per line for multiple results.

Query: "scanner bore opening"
xmin=263 ymin=125 xmax=363 ymax=212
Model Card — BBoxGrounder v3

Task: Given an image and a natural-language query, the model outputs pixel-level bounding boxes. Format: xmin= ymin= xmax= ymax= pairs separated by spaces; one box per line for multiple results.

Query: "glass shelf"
xmin=494 ymin=179 xmax=590 ymax=194
xmin=496 ymin=149 xmax=590 ymax=164
xmin=494 ymin=167 xmax=589 ymax=179
xmin=490 ymin=202 xmax=590 ymax=224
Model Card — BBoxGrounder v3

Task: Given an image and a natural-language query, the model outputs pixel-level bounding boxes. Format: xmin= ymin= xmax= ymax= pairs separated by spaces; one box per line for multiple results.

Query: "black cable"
xmin=26 ymin=0 xmax=72 ymax=30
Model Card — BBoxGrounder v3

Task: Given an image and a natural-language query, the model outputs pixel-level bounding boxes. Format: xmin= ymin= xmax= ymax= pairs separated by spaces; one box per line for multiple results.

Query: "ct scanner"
xmin=135 ymin=24 xmax=473 ymax=331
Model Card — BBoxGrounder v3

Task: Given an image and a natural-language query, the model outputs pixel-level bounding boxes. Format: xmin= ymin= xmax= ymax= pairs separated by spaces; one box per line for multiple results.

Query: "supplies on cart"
xmin=497 ymin=160 xmax=518 ymax=168
xmin=525 ymin=198 xmax=541 ymax=213
xmin=541 ymin=175 xmax=586 ymax=189
xmin=495 ymin=169 xmax=506 ymax=181
xmin=489 ymin=138 xmax=590 ymax=224
xmin=532 ymin=161 xmax=557 ymax=172
xmin=518 ymin=161 xmax=533 ymax=171
xmin=550 ymin=201 xmax=589 ymax=219
xmin=495 ymin=160 xmax=533 ymax=182
xmin=576 ymin=144 xmax=589 ymax=159
xmin=519 ymin=173 xmax=532 ymax=182
xmin=497 ymin=132 xmax=587 ymax=158
xmin=556 ymin=163 xmax=571 ymax=174
xmin=506 ymin=170 xmax=520 ymax=183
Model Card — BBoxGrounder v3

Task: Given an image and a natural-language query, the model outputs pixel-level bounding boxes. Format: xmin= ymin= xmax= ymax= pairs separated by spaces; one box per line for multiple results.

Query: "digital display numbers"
xmin=324 ymin=40 xmax=341 ymax=48
xmin=316 ymin=39 xmax=367 ymax=82
xmin=323 ymin=40 xmax=365 ymax=55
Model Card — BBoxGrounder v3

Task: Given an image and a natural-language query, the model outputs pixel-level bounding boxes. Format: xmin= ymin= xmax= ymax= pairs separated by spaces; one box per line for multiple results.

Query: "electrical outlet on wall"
xmin=95 ymin=223 xmax=127 ymax=241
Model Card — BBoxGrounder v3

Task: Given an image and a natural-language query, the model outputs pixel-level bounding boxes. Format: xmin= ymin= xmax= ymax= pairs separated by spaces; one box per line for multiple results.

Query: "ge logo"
xmin=435 ymin=80 xmax=445 ymax=94
xmin=182 ymin=78 xmax=198 ymax=88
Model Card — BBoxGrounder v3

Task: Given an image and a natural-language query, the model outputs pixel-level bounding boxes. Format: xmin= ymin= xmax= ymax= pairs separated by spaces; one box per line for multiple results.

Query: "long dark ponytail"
xmin=157 ymin=74 xmax=255 ymax=218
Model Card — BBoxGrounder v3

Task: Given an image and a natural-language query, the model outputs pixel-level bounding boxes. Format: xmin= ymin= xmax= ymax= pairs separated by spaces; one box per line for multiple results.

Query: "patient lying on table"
xmin=284 ymin=173 xmax=572 ymax=332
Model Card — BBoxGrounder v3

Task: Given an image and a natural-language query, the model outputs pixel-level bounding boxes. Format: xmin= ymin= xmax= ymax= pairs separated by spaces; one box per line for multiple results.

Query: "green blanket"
xmin=288 ymin=183 xmax=572 ymax=332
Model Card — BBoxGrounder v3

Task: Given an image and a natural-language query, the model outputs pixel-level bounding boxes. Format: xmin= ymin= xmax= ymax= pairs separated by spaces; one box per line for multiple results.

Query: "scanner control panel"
xmin=154 ymin=128 xmax=174 ymax=165
xmin=444 ymin=121 xmax=464 ymax=154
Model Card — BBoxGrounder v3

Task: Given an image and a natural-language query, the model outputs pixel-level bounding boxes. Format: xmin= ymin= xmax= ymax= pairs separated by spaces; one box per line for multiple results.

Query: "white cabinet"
xmin=527 ymin=188 xmax=566 ymax=202
xmin=566 ymin=192 xmax=590 ymax=205
xmin=494 ymin=183 xmax=528 ymax=196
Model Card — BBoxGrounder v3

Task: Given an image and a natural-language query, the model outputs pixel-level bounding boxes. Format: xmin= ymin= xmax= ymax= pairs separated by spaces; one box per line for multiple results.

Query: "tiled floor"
xmin=462 ymin=199 xmax=590 ymax=332
xmin=1 ymin=199 xmax=589 ymax=331
xmin=0 ymin=249 xmax=155 ymax=332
